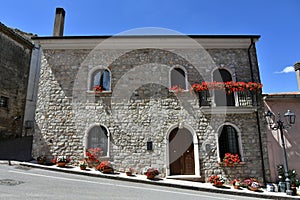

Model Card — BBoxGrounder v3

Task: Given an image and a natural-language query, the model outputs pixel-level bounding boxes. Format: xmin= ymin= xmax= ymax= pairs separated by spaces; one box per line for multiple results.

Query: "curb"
xmin=6 ymin=162 xmax=298 ymax=200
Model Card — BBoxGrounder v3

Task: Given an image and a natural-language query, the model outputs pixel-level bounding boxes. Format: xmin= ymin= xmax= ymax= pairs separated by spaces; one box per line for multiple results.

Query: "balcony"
xmin=199 ymin=91 xmax=258 ymax=114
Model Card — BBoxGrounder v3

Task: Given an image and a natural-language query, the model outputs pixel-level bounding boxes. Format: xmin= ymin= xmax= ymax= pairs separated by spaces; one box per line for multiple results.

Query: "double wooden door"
xmin=169 ymin=128 xmax=195 ymax=175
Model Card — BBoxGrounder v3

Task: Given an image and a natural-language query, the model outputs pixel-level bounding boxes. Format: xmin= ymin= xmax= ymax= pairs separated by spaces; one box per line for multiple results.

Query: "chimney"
xmin=53 ymin=8 xmax=65 ymax=36
xmin=294 ymin=62 xmax=300 ymax=91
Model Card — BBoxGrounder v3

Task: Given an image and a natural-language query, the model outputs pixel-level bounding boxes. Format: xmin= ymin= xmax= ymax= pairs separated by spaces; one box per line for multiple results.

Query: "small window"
xmin=0 ymin=96 xmax=9 ymax=108
xmin=91 ymin=69 xmax=111 ymax=92
xmin=170 ymin=67 xmax=187 ymax=90
xmin=218 ymin=125 xmax=240 ymax=160
xmin=87 ymin=126 xmax=109 ymax=157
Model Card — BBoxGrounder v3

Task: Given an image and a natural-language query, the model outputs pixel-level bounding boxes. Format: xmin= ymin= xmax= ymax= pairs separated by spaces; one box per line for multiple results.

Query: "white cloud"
xmin=275 ymin=66 xmax=295 ymax=74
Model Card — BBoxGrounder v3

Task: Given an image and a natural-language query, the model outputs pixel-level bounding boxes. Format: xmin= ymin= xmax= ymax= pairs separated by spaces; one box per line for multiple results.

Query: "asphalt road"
xmin=0 ymin=164 xmax=266 ymax=200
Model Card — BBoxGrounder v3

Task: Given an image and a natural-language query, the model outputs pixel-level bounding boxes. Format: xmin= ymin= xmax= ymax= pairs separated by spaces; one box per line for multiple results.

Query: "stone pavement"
xmin=1 ymin=160 xmax=300 ymax=200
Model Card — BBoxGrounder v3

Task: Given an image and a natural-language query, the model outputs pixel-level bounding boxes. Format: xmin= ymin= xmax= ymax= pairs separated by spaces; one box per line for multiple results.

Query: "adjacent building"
xmin=0 ymin=22 xmax=34 ymax=139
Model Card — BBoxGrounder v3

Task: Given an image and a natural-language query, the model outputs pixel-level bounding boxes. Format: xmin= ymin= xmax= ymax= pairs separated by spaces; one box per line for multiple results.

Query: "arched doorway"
xmin=168 ymin=127 xmax=195 ymax=175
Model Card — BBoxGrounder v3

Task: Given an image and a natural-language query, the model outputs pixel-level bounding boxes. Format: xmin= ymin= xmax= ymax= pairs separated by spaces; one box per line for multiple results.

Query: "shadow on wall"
xmin=31 ymin=122 xmax=52 ymax=162
xmin=0 ymin=136 xmax=33 ymax=161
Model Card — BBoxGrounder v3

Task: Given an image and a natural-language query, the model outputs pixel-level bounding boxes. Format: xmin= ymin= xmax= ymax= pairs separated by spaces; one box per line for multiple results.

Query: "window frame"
xmin=169 ymin=65 xmax=188 ymax=92
xmin=85 ymin=125 xmax=110 ymax=158
xmin=87 ymin=66 xmax=112 ymax=93
xmin=216 ymin=123 xmax=243 ymax=162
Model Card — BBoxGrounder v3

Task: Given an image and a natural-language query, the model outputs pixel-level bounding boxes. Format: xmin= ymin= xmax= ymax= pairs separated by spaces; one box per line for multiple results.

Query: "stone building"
xmin=31 ymin=8 xmax=270 ymax=183
xmin=0 ymin=22 xmax=33 ymax=139
xmin=0 ymin=22 xmax=41 ymax=160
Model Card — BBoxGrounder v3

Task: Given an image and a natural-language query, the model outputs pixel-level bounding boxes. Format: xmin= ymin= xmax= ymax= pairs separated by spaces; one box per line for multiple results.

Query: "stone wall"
xmin=33 ymin=44 xmax=270 ymax=183
xmin=0 ymin=25 xmax=33 ymax=140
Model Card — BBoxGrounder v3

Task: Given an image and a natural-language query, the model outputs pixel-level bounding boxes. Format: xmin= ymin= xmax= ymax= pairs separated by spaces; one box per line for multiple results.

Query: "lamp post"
xmin=265 ymin=110 xmax=296 ymax=195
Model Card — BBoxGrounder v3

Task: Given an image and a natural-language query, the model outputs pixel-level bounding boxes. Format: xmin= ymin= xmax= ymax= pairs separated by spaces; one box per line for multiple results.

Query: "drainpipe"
xmin=248 ymin=38 xmax=267 ymax=185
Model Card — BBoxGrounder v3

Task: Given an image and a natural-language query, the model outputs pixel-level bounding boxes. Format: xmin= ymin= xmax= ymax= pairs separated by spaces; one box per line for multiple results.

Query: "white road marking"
xmin=8 ymin=170 xmax=247 ymax=200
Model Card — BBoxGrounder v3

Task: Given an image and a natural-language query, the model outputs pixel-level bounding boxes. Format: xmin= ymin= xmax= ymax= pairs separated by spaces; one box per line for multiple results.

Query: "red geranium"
xmin=220 ymin=153 xmax=241 ymax=166
xmin=86 ymin=147 xmax=102 ymax=164
xmin=93 ymin=85 xmax=102 ymax=92
xmin=96 ymin=161 xmax=113 ymax=171
xmin=191 ymin=81 xmax=262 ymax=94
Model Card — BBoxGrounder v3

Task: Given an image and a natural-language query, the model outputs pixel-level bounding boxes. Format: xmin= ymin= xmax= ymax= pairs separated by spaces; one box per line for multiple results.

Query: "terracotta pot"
xmin=126 ymin=172 xmax=132 ymax=176
xmin=102 ymin=168 xmax=113 ymax=174
xmin=146 ymin=174 xmax=156 ymax=179
xmin=80 ymin=166 xmax=86 ymax=170
xmin=213 ymin=182 xmax=224 ymax=187
xmin=248 ymin=186 xmax=259 ymax=191
xmin=233 ymin=185 xmax=239 ymax=189
xmin=57 ymin=162 xmax=66 ymax=167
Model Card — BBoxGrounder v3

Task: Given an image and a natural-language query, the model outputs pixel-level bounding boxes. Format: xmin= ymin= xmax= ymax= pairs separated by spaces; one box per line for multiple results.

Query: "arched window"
xmin=91 ymin=69 xmax=111 ymax=91
xmin=218 ymin=125 xmax=240 ymax=160
xmin=170 ymin=67 xmax=187 ymax=90
xmin=87 ymin=126 xmax=109 ymax=157
xmin=213 ymin=68 xmax=235 ymax=106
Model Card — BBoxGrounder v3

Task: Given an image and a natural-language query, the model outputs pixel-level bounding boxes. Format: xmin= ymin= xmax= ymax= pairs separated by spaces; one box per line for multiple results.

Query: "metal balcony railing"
xmin=199 ymin=91 xmax=255 ymax=107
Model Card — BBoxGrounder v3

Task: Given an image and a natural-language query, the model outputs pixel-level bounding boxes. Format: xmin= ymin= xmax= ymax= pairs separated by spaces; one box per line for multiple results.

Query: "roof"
xmin=32 ymin=34 xmax=260 ymax=50
xmin=263 ymin=92 xmax=300 ymax=99
xmin=32 ymin=34 xmax=260 ymax=40
xmin=0 ymin=22 xmax=34 ymax=49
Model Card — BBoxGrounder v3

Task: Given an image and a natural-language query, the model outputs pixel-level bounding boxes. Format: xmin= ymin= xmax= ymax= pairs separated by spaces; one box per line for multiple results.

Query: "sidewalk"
xmin=2 ymin=160 xmax=300 ymax=200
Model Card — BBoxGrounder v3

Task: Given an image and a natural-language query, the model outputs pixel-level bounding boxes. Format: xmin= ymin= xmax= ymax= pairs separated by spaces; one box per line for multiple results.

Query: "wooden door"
xmin=169 ymin=128 xmax=195 ymax=175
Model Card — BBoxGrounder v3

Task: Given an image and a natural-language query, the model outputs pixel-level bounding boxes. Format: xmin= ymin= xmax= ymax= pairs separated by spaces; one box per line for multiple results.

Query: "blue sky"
xmin=1 ymin=0 xmax=299 ymax=93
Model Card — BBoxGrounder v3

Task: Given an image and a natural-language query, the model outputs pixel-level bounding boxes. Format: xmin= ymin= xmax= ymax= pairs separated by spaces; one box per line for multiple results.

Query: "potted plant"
xmin=37 ymin=156 xmax=46 ymax=165
xmin=241 ymin=178 xmax=261 ymax=191
xmin=209 ymin=174 xmax=226 ymax=187
xmin=125 ymin=167 xmax=134 ymax=176
xmin=96 ymin=161 xmax=113 ymax=173
xmin=231 ymin=179 xmax=241 ymax=189
xmin=142 ymin=167 xmax=160 ymax=179
xmin=79 ymin=160 xmax=87 ymax=170
xmin=93 ymin=85 xmax=102 ymax=93
xmin=52 ymin=156 xmax=71 ymax=167
xmin=85 ymin=147 xmax=102 ymax=168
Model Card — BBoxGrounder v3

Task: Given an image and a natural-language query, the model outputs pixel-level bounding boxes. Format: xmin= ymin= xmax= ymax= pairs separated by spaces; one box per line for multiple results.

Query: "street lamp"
xmin=265 ymin=110 xmax=296 ymax=195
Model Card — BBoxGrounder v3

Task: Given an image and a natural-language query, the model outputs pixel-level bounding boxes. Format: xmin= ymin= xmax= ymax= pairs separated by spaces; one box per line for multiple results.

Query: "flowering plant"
xmin=209 ymin=174 xmax=226 ymax=185
xmin=231 ymin=178 xmax=241 ymax=186
xmin=240 ymin=178 xmax=261 ymax=189
xmin=96 ymin=161 xmax=113 ymax=172
xmin=219 ymin=153 xmax=241 ymax=166
xmin=170 ymin=85 xmax=184 ymax=93
xmin=142 ymin=167 xmax=160 ymax=177
xmin=37 ymin=156 xmax=46 ymax=164
xmin=52 ymin=155 xmax=71 ymax=164
xmin=79 ymin=160 xmax=87 ymax=168
xmin=86 ymin=147 xmax=102 ymax=165
xmin=93 ymin=85 xmax=102 ymax=92
xmin=124 ymin=167 xmax=134 ymax=176
xmin=191 ymin=81 xmax=263 ymax=94
xmin=125 ymin=167 xmax=134 ymax=173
